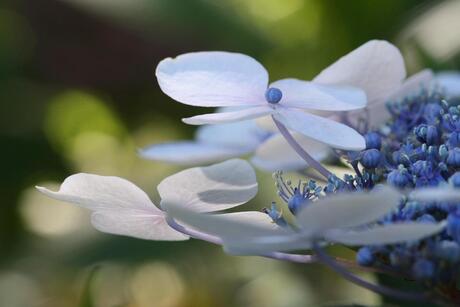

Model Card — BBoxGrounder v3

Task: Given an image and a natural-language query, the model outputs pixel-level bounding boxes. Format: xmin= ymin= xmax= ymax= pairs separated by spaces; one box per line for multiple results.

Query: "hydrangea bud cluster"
xmin=271 ymin=88 xmax=460 ymax=290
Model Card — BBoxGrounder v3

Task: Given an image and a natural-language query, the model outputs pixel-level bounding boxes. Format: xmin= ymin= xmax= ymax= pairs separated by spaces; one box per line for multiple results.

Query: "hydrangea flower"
xmin=36 ymin=159 xmax=261 ymax=240
xmin=165 ymin=186 xmax=445 ymax=255
xmin=156 ymin=50 xmax=367 ymax=151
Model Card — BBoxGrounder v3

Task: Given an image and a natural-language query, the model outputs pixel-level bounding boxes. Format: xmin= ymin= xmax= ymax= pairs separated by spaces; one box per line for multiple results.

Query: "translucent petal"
xmin=139 ymin=141 xmax=250 ymax=165
xmin=296 ymin=186 xmax=401 ymax=234
xmin=251 ymin=132 xmax=331 ymax=171
xmin=182 ymin=106 xmax=273 ymax=125
xmin=410 ymin=187 xmax=460 ymax=202
xmin=313 ymin=40 xmax=406 ymax=106
xmin=273 ymin=108 xmax=365 ymax=150
xmin=271 ymin=79 xmax=366 ymax=111
xmin=91 ymin=211 xmax=188 ymax=241
xmin=196 ymin=120 xmax=269 ymax=150
xmin=36 ymin=174 xmax=162 ymax=213
xmin=325 ymin=222 xmax=446 ymax=246
xmin=436 ymin=71 xmax=460 ymax=97
xmin=158 ymin=159 xmax=258 ymax=212
xmin=156 ymin=51 xmax=268 ymax=107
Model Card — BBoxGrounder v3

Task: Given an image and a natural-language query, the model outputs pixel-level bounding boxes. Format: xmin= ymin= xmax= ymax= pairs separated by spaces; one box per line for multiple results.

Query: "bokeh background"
xmin=2 ymin=0 xmax=460 ymax=306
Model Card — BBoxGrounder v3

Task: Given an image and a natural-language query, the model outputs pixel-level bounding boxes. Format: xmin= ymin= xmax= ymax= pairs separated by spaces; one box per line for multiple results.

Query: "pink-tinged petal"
xmin=158 ymin=159 xmax=258 ymax=212
xmin=156 ymin=51 xmax=268 ymax=107
xmin=182 ymin=106 xmax=273 ymax=125
xmin=91 ymin=211 xmax=188 ymax=241
xmin=273 ymin=109 xmax=365 ymax=150
xmin=36 ymin=174 xmax=162 ymax=214
xmin=251 ymin=132 xmax=331 ymax=172
xmin=325 ymin=222 xmax=446 ymax=246
xmin=139 ymin=141 xmax=250 ymax=165
xmin=271 ymin=79 xmax=366 ymax=111
xmin=313 ymin=40 xmax=406 ymax=106
xmin=296 ymin=186 xmax=401 ymax=234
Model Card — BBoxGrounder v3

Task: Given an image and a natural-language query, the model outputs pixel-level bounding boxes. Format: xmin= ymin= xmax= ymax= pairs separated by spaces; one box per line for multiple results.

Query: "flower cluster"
xmin=37 ymin=40 xmax=460 ymax=304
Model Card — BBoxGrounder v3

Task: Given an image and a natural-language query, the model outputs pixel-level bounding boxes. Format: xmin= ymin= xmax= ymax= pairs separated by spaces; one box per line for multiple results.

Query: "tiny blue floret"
xmin=449 ymin=172 xmax=460 ymax=188
xmin=361 ymin=149 xmax=381 ymax=169
xmin=447 ymin=148 xmax=460 ymax=167
xmin=265 ymin=87 xmax=282 ymax=104
xmin=356 ymin=247 xmax=374 ymax=266
xmin=364 ymin=132 xmax=382 ymax=150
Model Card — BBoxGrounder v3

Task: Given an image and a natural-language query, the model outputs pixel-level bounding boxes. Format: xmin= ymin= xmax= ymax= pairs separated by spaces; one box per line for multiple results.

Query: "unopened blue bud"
xmin=439 ymin=145 xmax=448 ymax=160
xmin=426 ymin=126 xmax=439 ymax=145
xmin=387 ymin=167 xmax=412 ymax=188
xmin=450 ymin=172 xmax=460 ymax=188
xmin=265 ymin=87 xmax=282 ymax=104
xmin=364 ymin=132 xmax=382 ymax=150
xmin=361 ymin=149 xmax=381 ymax=169
xmin=447 ymin=148 xmax=460 ymax=167
xmin=448 ymin=132 xmax=460 ymax=147
xmin=412 ymin=259 xmax=435 ymax=280
xmin=356 ymin=247 xmax=374 ymax=266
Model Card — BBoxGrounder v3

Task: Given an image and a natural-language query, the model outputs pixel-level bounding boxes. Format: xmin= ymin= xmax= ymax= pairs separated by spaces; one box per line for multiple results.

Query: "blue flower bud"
xmin=448 ymin=131 xmax=460 ymax=147
xmin=426 ymin=126 xmax=439 ymax=145
xmin=265 ymin=87 xmax=282 ymax=104
xmin=387 ymin=166 xmax=412 ymax=188
xmin=356 ymin=247 xmax=374 ymax=266
xmin=447 ymin=214 xmax=460 ymax=243
xmin=450 ymin=172 xmax=460 ymax=188
xmin=435 ymin=241 xmax=460 ymax=263
xmin=439 ymin=144 xmax=448 ymax=160
xmin=364 ymin=132 xmax=382 ymax=150
xmin=447 ymin=148 xmax=460 ymax=167
xmin=361 ymin=149 xmax=381 ymax=169
xmin=412 ymin=259 xmax=435 ymax=280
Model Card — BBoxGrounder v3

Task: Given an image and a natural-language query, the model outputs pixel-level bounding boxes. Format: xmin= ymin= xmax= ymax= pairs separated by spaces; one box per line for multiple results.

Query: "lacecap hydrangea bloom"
xmin=38 ymin=41 xmax=460 ymax=305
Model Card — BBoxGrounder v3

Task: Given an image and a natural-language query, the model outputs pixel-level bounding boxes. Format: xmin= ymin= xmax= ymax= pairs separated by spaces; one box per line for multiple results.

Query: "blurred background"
xmin=2 ymin=0 xmax=460 ymax=306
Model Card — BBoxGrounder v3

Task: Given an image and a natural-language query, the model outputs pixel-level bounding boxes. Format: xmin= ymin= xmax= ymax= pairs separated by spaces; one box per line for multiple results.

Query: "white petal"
xmin=36 ymin=174 xmax=188 ymax=241
xmin=271 ymin=79 xmax=366 ymax=111
xmin=167 ymin=204 xmax=283 ymax=238
xmin=183 ymin=106 xmax=273 ymax=125
xmin=325 ymin=222 xmax=446 ymax=246
xmin=139 ymin=141 xmax=249 ymax=165
xmin=388 ymin=69 xmax=434 ymax=101
xmin=296 ymin=186 xmax=402 ymax=234
xmin=410 ymin=187 xmax=460 ymax=202
xmin=223 ymin=233 xmax=312 ymax=255
xmin=166 ymin=203 xmax=302 ymax=255
xmin=156 ymin=51 xmax=268 ymax=107
xmin=196 ymin=120 xmax=269 ymax=150
xmin=36 ymin=174 xmax=162 ymax=214
xmin=91 ymin=211 xmax=188 ymax=241
xmin=436 ymin=71 xmax=460 ymax=97
xmin=251 ymin=133 xmax=331 ymax=171
xmin=274 ymin=108 xmax=365 ymax=150
xmin=255 ymin=115 xmax=278 ymax=132
xmin=158 ymin=159 xmax=258 ymax=212
xmin=313 ymin=40 xmax=406 ymax=106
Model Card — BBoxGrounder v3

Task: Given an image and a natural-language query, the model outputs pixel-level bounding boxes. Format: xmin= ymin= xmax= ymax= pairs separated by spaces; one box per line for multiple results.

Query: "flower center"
xmin=265 ymin=87 xmax=282 ymax=104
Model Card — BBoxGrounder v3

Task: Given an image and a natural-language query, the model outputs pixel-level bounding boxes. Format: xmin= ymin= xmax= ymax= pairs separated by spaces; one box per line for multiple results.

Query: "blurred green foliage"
xmin=1 ymin=0 xmax=459 ymax=306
